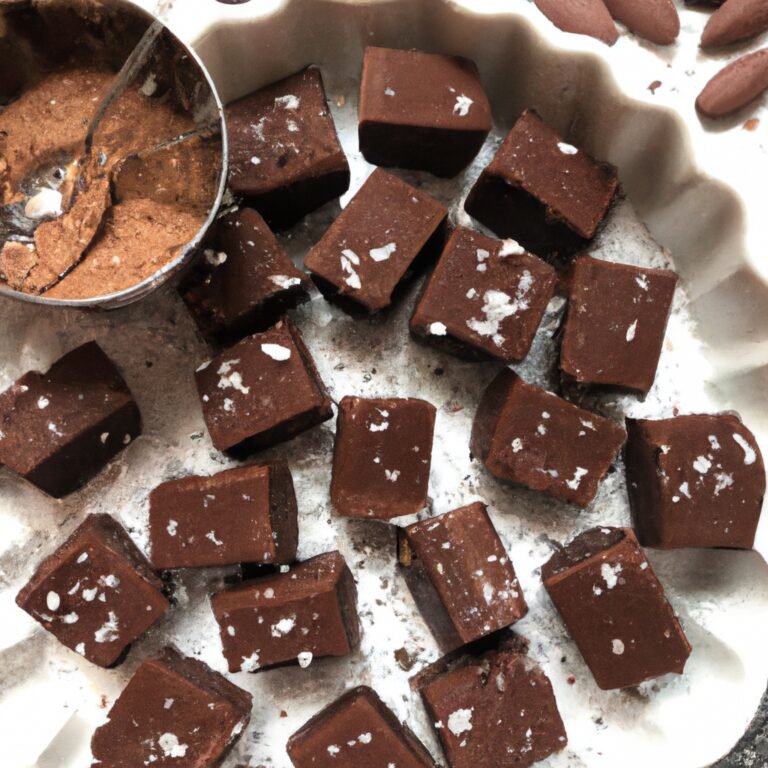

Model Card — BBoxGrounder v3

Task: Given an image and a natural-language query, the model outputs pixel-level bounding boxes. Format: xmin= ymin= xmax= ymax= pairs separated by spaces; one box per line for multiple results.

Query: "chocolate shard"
xmin=90 ymin=645 xmax=252 ymax=767
xmin=287 ymin=685 xmax=437 ymax=767
xmin=358 ymin=46 xmax=492 ymax=177
xmin=464 ymin=110 xmax=618 ymax=263
xmin=211 ymin=551 xmax=360 ymax=673
xmin=0 ymin=341 xmax=141 ymax=497
xmin=542 ymin=527 xmax=691 ymax=690
xmin=410 ymin=226 xmax=557 ymax=363
xmin=195 ymin=319 xmax=333 ymax=455
xmin=560 ymin=254 xmax=678 ymax=394
xmin=701 ymin=0 xmax=768 ymax=49
xmin=603 ymin=0 xmax=680 ymax=45
xmin=625 ymin=414 xmax=765 ymax=549
xmin=533 ymin=0 xmax=619 ymax=46
xmin=400 ymin=502 xmax=528 ymax=651
xmin=413 ymin=639 xmax=568 ymax=767
xmin=16 ymin=513 xmax=169 ymax=668
xmin=471 ymin=369 xmax=626 ymax=507
xmin=331 ymin=396 xmax=436 ymax=519
xmin=304 ymin=168 xmax=447 ymax=315
xmin=149 ymin=460 xmax=299 ymax=569
xmin=226 ymin=67 xmax=350 ymax=229
xmin=696 ymin=48 xmax=768 ymax=119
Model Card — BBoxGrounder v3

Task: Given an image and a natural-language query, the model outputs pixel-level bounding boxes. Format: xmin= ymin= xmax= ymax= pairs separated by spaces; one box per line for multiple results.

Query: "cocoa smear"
xmin=701 ymin=0 xmax=768 ymax=49
xmin=0 ymin=66 xmax=219 ymax=299
xmin=603 ymin=0 xmax=680 ymax=46
xmin=696 ymin=48 xmax=768 ymax=118
xmin=533 ymin=0 xmax=619 ymax=46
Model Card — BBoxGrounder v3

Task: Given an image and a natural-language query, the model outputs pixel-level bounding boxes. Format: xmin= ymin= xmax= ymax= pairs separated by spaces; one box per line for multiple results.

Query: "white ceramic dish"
xmin=0 ymin=1 xmax=767 ymax=767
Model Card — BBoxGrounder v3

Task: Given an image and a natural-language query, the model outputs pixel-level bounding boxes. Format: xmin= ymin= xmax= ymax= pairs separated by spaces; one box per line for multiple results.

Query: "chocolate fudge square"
xmin=90 ymin=646 xmax=252 ymax=767
xmin=542 ymin=527 xmax=691 ymax=690
xmin=226 ymin=67 xmax=350 ymax=228
xmin=358 ymin=46 xmax=492 ymax=178
xmin=471 ymin=370 xmax=626 ymax=507
xmin=195 ymin=319 xmax=332 ymax=455
xmin=560 ymin=255 xmax=678 ymax=393
xmin=0 ymin=341 xmax=141 ymax=497
xmin=400 ymin=502 xmax=528 ymax=650
xmin=304 ymin=168 xmax=447 ymax=315
xmin=331 ymin=396 xmax=436 ymax=519
xmin=211 ymin=551 xmax=360 ymax=673
xmin=414 ymin=642 xmax=567 ymax=767
xmin=464 ymin=110 xmax=618 ymax=261
xmin=287 ymin=685 xmax=436 ymax=768
xmin=626 ymin=414 xmax=766 ymax=549
xmin=149 ymin=461 xmax=299 ymax=569
xmin=410 ymin=226 xmax=557 ymax=362
xmin=16 ymin=513 xmax=168 ymax=667
xmin=180 ymin=207 xmax=311 ymax=344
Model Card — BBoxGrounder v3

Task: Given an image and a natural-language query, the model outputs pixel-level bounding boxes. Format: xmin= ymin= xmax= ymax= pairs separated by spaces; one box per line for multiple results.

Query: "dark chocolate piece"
xmin=358 ymin=47 xmax=492 ymax=177
xmin=180 ymin=207 xmax=311 ymax=344
xmin=0 ymin=341 xmax=141 ymax=497
xmin=410 ymin=227 xmax=557 ymax=362
xmin=560 ymin=255 xmax=677 ymax=394
xmin=696 ymin=49 xmax=768 ymax=119
xmin=226 ymin=67 xmax=350 ymax=228
xmin=400 ymin=502 xmax=528 ymax=650
xmin=149 ymin=460 xmax=299 ymax=569
xmin=626 ymin=414 xmax=766 ymax=549
xmin=471 ymin=370 xmax=626 ymax=507
xmin=701 ymin=0 xmax=768 ymax=49
xmin=331 ymin=396 xmax=436 ymax=519
xmin=211 ymin=551 xmax=360 ymax=672
xmin=533 ymin=0 xmax=619 ymax=45
xmin=542 ymin=527 xmax=691 ymax=690
xmin=464 ymin=110 xmax=618 ymax=262
xmin=603 ymin=0 xmax=680 ymax=45
xmin=195 ymin=319 xmax=332 ymax=454
xmin=414 ymin=641 xmax=567 ymax=767
xmin=90 ymin=646 xmax=252 ymax=767
xmin=287 ymin=685 xmax=436 ymax=768
xmin=16 ymin=513 xmax=168 ymax=668
xmin=304 ymin=168 xmax=447 ymax=315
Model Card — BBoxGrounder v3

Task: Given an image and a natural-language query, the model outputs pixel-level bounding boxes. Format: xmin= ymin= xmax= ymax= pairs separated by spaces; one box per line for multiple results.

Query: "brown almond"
xmin=533 ymin=0 xmax=619 ymax=46
xmin=603 ymin=0 xmax=680 ymax=45
xmin=696 ymin=48 xmax=768 ymax=118
xmin=701 ymin=0 xmax=768 ymax=49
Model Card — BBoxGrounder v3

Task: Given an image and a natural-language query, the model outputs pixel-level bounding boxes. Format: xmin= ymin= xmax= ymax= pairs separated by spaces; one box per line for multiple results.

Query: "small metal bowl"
xmin=0 ymin=0 xmax=227 ymax=309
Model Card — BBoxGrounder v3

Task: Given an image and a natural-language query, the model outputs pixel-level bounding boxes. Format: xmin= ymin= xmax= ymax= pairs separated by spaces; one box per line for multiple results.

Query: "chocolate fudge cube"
xmin=90 ymin=646 xmax=252 ymax=767
xmin=16 ymin=513 xmax=168 ymax=667
xmin=414 ymin=642 xmax=567 ymax=767
xmin=226 ymin=67 xmax=350 ymax=228
xmin=180 ymin=207 xmax=311 ymax=344
xmin=465 ymin=110 xmax=618 ymax=261
xmin=471 ymin=370 xmax=626 ymax=507
xmin=304 ymin=168 xmax=447 ymax=315
xmin=195 ymin=319 xmax=332 ymax=454
xmin=410 ymin=227 xmax=557 ymax=362
xmin=331 ymin=396 xmax=436 ymax=519
xmin=287 ymin=685 xmax=436 ymax=768
xmin=626 ymin=414 xmax=766 ymax=549
xmin=560 ymin=255 xmax=678 ymax=393
xmin=0 ymin=341 xmax=141 ymax=497
xmin=211 ymin=551 xmax=360 ymax=672
xmin=542 ymin=527 xmax=691 ymax=690
xmin=400 ymin=502 xmax=527 ymax=650
xmin=358 ymin=46 xmax=492 ymax=178
xmin=149 ymin=460 xmax=299 ymax=569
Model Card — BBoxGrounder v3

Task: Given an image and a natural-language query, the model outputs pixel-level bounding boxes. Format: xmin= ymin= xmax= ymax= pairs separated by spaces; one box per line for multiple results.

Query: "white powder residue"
xmin=601 ymin=562 xmax=623 ymax=590
xmin=511 ymin=438 xmax=523 ymax=453
xmin=557 ymin=141 xmax=579 ymax=155
xmin=271 ymin=617 xmax=296 ymax=637
xmin=217 ymin=360 xmax=250 ymax=395
xmin=714 ymin=472 xmax=734 ymax=495
xmin=46 ymin=591 xmax=60 ymax=611
xmin=626 ymin=319 xmax=638 ymax=342
xmin=261 ymin=343 xmax=292 ymax=362
xmin=732 ymin=433 xmax=757 ymax=465
xmin=693 ymin=455 xmax=712 ymax=474
xmin=447 ymin=708 xmax=473 ymax=736
xmin=94 ymin=612 xmax=120 ymax=643
xmin=158 ymin=733 xmax=188 ymax=758
xmin=206 ymin=531 xmax=224 ymax=546
xmin=566 ymin=467 xmax=589 ymax=490
xmin=612 ymin=639 xmax=625 ymax=655
xmin=466 ymin=272 xmax=533 ymax=347
xmin=275 ymin=94 xmax=300 ymax=109
xmin=358 ymin=732 xmax=373 ymax=744
xmin=384 ymin=469 xmax=401 ymax=482
xmin=429 ymin=322 xmax=447 ymax=336
xmin=341 ymin=249 xmax=362 ymax=290
xmin=270 ymin=275 xmax=302 ymax=289
xmin=453 ymin=94 xmax=474 ymax=116
xmin=240 ymin=652 xmax=261 ymax=672
xmin=499 ymin=239 xmax=525 ymax=256
xmin=369 ymin=243 xmax=397 ymax=262
xmin=297 ymin=651 xmax=313 ymax=668
xmin=166 ymin=519 xmax=178 ymax=537
xmin=204 ymin=250 xmax=228 ymax=266
xmin=37 ymin=396 xmax=49 ymax=409
xmin=384 ymin=87 xmax=396 ymax=96
xmin=636 ymin=274 xmax=650 ymax=291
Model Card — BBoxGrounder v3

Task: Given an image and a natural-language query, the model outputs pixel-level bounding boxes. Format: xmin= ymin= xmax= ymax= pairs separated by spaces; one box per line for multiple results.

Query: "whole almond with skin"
xmin=696 ymin=48 xmax=768 ymax=118
xmin=533 ymin=0 xmax=619 ymax=46
xmin=701 ymin=0 xmax=768 ymax=49
xmin=602 ymin=0 xmax=680 ymax=45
